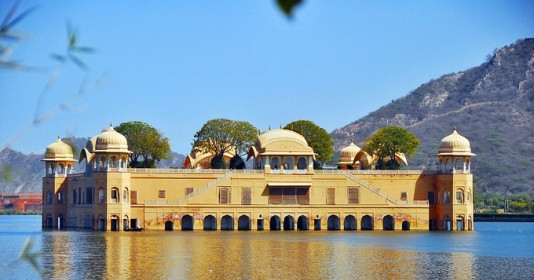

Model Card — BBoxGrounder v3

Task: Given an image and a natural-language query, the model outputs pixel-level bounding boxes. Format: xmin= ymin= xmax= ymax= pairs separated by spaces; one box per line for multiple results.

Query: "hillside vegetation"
xmin=332 ymin=38 xmax=534 ymax=197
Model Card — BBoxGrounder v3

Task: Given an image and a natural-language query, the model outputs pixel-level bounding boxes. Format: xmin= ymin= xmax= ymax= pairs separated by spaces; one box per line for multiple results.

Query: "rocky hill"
xmin=332 ymin=38 xmax=534 ymax=195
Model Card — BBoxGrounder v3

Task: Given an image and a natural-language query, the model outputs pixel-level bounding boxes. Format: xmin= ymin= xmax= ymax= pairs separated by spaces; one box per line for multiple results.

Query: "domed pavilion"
xmin=42 ymin=136 xmax=77 ymax=177
xmin=437 ymin=127 xmax=476 ymax=174
xmin=247 ymin=128 xmax=316 ymax=174
xmin=79 ymin=124 xmax=131 ymax=172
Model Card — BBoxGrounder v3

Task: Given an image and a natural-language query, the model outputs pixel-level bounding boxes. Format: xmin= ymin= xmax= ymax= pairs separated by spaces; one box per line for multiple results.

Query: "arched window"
xmin=456 ymin=189 xmax=464 ymax=204
xmin=58 ymin=163 xmax=65 ymax=174
xmin=111 ymin=187 xmax=119 ymax=203
xmin=444 ymin=191 xmax=451 ymax=204
xmin=297 ymin=157 xmax=307 ymax=170
xmin=111 ymin=156 xmax=117 ymax=168
xmin=454 ymin=158 xmax=464 ymax=173
xmin=98 ymin=188 xmax=105 ymax=203
xmin=283 ymin=157 xmax=294 ymax=172
xmin=47 ymin=191 xmax=53 ymax=204
xmin=271 ymin=157 xmax=280 ymax=170
xmin=123 ymin=188 xmax=129 ymax=203
xmin=121 ymin=156 xmax=128 ymax=169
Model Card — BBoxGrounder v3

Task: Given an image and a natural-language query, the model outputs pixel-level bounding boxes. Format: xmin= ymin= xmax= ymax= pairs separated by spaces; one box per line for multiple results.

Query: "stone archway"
xmin=383 ymin=215 xmax=394 ymax=230
xmin=221 ymin=215 xmax=234 ymax=231
xmin=45 ymin=214 xmax=53 ymax=227
xmin=238 ymin=215 xmax=251 ymax=230
xmin=344 ymin=215 xmax=357 ymax=231
xmin=110 ymin=215 xmax=120 ymax=231
xmin=402 ymin=220 xmax=410 ymax=230
xmin=456 ymin=216 xmax=465 ymax=231
xmin=270 ymin=215 xmax=281 ymax=231
xmin=182 ymin=215 xmax=194 ymax=231
xmin=165 ymin=220 xmax=174 ymax=231
xmin=284 ymin=215 xmax=294 ymax=230
xmin=327 ymin=215 xmax=340 ymax=230
xmin=204 ymin=215 xmax=217 ymax=231
xmin=361 ymin=215 xmax=374 ymax=230
xmin=297 ymin=215 xmax=308 ymax=230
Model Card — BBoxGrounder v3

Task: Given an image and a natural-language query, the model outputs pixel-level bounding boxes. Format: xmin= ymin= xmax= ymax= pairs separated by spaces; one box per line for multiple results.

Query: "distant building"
xmin=1 ymin=193 xmax=42 ymax=213
xmin=42 ymin=125 xmax=475 ymax=231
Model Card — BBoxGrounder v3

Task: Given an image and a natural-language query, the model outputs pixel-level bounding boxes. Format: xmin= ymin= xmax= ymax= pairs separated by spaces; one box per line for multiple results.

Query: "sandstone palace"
xmin=41 ymin=125 xmax=475 ymax=231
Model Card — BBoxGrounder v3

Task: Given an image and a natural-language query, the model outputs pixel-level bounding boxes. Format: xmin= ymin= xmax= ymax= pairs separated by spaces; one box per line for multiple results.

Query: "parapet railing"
xmin=174 ymin=170 xmax=237 ymax=205
xmin=143 ymin=171 xmax=234 ymax=206
xmin=128 ymin=168 xmax=265 ymax=174
xmin=316 ymin=169 xmax=437 ymax=175
xmin=344 ymin=173 xmax=428 ymax=205
xmin=87 ymin=167 xmax=439 ymax=175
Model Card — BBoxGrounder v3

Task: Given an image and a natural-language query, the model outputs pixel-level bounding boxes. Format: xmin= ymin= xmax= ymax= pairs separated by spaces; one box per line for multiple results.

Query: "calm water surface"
xmin=1 ymin=215 xmax=533 ymax=279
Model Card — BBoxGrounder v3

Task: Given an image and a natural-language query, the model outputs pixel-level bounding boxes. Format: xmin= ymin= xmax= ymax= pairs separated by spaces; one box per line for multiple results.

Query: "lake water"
xmin=1 ymin=215 xmax=533 ymax=279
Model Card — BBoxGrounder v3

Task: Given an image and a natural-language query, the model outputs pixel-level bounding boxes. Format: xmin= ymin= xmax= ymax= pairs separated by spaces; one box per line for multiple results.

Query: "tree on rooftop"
xmin=284 ymin=120 xmax=334 ymax=167
xmin=362 ymin=126 xmax=419 ymax=170
xmin=115 ymin=121 xmax=171 ymax=168
xmin=192 ymin=119 xmax=258 ymax=169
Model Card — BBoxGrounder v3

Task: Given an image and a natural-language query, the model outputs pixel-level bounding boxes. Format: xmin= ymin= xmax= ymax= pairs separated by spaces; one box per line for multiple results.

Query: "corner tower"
xmin=90 ymin=124 xmax=132 ymax=230
xmin=435 ymin=128 xmax=476 ymax=231
xmin=41 ymin=137 xmax=76 ymax=228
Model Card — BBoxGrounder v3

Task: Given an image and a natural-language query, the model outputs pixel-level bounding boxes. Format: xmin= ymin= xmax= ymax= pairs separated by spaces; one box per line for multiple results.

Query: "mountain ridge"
xmin=332 ymin=38 xmax=534 ymax=194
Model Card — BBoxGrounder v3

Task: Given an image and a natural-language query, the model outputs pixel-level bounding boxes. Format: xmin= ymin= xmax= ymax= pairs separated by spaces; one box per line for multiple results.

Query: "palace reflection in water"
xmin=38 ymin=228 xmax=533 ymax=280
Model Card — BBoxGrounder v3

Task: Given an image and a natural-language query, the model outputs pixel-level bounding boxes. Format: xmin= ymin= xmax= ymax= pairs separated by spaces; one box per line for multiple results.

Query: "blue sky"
xmin=1 ymin=1 xmax=533 ymax=155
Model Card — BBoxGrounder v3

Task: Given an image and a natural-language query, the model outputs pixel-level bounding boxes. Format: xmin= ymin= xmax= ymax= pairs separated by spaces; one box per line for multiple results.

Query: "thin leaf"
xmin=0 ymin=1 xmax=19 ymax=31
xmin=71 ymin=46 xmax=96 ymax=54
xmin=5 ymin=5 xmax=37 ymax=30
xmin=50 ymin=53 xmax=66 ymax=63
xmin=68 ymin=53 xmax=87 ymax=70
xmin=17 ymin=238 xmax=43 ymax=278
xmin=69 ymin=31 xmax=76 ymax=48
xmin=0 ymin=59 xmax=30 ymax=69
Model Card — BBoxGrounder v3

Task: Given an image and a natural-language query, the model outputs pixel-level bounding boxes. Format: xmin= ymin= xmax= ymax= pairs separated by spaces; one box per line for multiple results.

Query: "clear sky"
xmin=1 ymin=0 xmax=533 ymax=155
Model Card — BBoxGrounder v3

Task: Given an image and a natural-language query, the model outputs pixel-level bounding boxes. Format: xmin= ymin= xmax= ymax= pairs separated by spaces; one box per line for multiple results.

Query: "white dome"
xmin=43 ymin=137 xmax=76 ymax=162
xmin=438 ymin=128 xmax=474 ymax=156
xmin=339 ymin=140 xmax=361 ymax=164
xmin=95 ymin=124 xmax=129 ymax=152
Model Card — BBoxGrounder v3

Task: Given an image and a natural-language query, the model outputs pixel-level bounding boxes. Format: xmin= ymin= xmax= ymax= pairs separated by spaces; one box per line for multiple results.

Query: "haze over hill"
xmin=1 ymin=39 xmax=533 ymax=196
xmin=332 ymin=38 xmax=534 ymax=195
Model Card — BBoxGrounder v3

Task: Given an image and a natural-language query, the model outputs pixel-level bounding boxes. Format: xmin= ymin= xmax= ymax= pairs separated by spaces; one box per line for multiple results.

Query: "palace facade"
xmin=42 ymin=125 xmax=475 ymax=231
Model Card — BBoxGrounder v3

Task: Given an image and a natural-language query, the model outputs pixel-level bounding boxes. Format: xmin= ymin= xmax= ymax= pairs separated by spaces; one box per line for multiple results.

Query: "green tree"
xmin=284 ymin=120 xmax=334 ymax=166
xmin=115 ymin=121 xmax=171 ymax=168
xmin=363 ymin=126 xmax=420 ymax=170
xmin=192 ymin=119 xmax=258 ymax=169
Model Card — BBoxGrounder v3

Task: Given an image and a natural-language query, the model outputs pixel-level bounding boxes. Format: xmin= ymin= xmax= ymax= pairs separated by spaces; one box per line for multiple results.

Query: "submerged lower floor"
xmin=43 ymin=205 xmax=474 ymax=231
